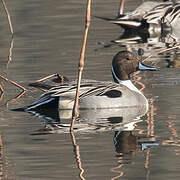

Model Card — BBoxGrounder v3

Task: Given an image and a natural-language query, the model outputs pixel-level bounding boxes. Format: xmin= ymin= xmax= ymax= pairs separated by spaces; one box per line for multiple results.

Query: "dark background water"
xmin=0 ymin=0 xmax=180 ymax=179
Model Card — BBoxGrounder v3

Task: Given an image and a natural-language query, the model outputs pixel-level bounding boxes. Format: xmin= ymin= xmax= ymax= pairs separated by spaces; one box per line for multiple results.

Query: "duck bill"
xmin=138 ymin=62 xmax=158 ymax=71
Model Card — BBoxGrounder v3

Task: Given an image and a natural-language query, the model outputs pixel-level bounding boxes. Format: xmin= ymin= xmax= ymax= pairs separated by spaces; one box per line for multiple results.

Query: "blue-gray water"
xmin=0 ymin=0 xmax=180 ymax=179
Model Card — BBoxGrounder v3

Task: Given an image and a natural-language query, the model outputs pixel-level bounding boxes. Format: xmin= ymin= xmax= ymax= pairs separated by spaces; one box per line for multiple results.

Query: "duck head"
xmin=112 ymin=50 xmax=157 ymax=83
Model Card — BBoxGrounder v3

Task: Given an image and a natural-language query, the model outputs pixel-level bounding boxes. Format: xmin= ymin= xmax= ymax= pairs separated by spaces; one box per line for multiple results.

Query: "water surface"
xmin=0 ymin=0 xmax=180 ymax=179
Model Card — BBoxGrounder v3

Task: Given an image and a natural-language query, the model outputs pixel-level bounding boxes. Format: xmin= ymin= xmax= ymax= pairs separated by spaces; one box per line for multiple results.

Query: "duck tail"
xmin=11 ymin=96 xmax=60 ymax=112
xmin=110 ymin=19 xmax=142 ymax=27
xmin=94 ymin=15 xmax=117 ymax=22
xmin=94 ymin=15 xmax=142 ymax=28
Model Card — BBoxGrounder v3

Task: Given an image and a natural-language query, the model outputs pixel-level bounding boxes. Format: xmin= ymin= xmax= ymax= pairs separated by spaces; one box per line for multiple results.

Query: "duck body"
xmin=78 ymin=84 xmax=146 ymax=109
xmin=15 ymin=51 xmax=157 ymax=112
xmin=43 ymin=80 xmax=148 ymax=110
xmin=24 ymin=79 xmax=148 ymax=110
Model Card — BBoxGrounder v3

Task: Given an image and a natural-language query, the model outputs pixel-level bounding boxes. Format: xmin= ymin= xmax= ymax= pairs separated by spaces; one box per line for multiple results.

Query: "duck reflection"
xmin=114 ymin=130 xmax=160 ymax=155
xmin=113 ymin=24 xmax=178 ymax=45
xmin=112 ymin=130 xmax=160 ymax=180
xmin=26 ymin=100 xmax=161 ymax=180
xmin=29 ymin=106 xmax=147 ymax=134
xmin=114 ymin=131 xmax=139 ymax=155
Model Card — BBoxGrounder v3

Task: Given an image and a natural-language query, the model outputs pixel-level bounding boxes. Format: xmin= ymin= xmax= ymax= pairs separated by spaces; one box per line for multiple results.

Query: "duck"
xmin=15 ymin=51 xmax=157 ymax=111
xmin=104 ymin=0 xmax=180 ymax=33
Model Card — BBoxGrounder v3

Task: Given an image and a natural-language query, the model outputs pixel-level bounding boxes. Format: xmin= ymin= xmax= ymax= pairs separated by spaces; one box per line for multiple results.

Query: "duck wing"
xmin=16 ymin=80 xmax=126 ymax=111
xmin=48 ymin=80 xmax=121 ymax=99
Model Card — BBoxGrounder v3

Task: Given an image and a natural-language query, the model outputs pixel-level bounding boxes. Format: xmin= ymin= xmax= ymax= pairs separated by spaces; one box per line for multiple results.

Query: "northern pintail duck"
xmin=107 ymin=0 xmax=180 ymax=32
xmin=16 ymin=51 xmax=157 ymax=111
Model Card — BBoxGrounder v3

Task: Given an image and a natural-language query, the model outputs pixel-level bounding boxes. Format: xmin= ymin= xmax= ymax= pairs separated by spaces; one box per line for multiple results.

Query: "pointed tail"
xmin=95 ymin=15 xmax=143 ymax=28
xmin=11 ymin=96 xmax=60 ymax=112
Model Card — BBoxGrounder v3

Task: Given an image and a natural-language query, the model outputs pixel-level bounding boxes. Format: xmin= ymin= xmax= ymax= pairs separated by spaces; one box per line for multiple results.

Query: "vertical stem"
xmin=118 ymin=0 xmax=125 ymax=16
xmin=71 ymin=0 xmax=91 ymax=131
xmin=6 ymin=37 xmax=14 ymax=69
xmin=1 ymin=0 xmax=14 ymax=35
xmin=0 ymin=84 xmax=4 ymax=94
xmin=0 ymin=135 xmax=3 ymax=177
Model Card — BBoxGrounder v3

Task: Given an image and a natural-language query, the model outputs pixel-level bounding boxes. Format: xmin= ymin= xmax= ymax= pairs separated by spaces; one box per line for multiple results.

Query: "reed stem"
xmin=118 ymin=0 xmax=125 ymax=16
xmin=1 ymin=0 xmax=14 ymax=35
xmin=0 ymin=74 xmax=26 ymax=92
xmin=71 ymin=0 xmax=91 ymax=131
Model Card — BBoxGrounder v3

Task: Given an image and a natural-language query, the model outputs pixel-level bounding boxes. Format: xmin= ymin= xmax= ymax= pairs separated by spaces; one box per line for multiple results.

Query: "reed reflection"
xmin=162 ymin=120 xmax=180 ymax=156
xmin=0 ymin=36 xmax=26 ymax=107
xmin=70 ymin=130 xmax=86 ymax=180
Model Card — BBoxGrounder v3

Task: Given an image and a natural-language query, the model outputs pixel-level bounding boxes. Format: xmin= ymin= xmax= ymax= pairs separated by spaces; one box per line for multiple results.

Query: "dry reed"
xmin=118 ymin=0 xmax=125 ymax=16
xmin=1 ymin=0 xmax=13 ymax=35
xmin=71 ymin=0 xmax=92 ymax=131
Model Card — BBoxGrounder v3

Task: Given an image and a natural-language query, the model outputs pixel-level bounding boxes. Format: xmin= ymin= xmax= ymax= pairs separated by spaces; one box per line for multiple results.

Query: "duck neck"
xmin=120 ymin=80 xmax=143 ymax=94
xmin=112 ymin=66 xmax=143 ymax=95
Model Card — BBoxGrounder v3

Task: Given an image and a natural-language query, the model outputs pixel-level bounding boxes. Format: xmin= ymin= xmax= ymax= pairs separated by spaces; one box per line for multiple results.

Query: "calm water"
xmin=0 ymin=0 xmax=180 ymax=179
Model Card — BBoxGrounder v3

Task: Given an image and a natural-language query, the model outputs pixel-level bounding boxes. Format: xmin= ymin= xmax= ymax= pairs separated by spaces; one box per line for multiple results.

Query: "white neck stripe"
xmin=111 ymin=66 xmax=121 ymax=83
xmin=111 ymin=66 xmax=143 ymax=95
xmin=120 ymin=80 xmax=142 ymax=94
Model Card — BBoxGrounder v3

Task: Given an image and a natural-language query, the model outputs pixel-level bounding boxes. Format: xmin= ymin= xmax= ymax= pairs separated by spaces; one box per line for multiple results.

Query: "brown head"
xmin=112 ymin=50 xmax=157 ymax=83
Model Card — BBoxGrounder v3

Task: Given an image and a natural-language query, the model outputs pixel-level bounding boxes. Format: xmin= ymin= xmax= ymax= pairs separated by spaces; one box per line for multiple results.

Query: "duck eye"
xmin=126 ymin=57 xmax=130 ymax=60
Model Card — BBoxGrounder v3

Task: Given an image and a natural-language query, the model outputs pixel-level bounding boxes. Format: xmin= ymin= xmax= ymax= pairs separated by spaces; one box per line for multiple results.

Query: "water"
xmin=0 ymin=0 xmax=180 ymax=179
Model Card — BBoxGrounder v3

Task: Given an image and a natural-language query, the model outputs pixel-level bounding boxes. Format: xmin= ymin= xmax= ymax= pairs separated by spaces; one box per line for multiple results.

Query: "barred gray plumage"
xmin=144 ymin=2 xmax=180 ymax=26
xmin=107 ymin=1 xmax=180 ymax=31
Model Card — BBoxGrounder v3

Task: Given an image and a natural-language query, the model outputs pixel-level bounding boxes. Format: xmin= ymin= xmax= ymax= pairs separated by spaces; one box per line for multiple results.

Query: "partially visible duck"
xmin=15 ymin=51 xmax=157 ymax=111
xmin=106 ymin=0 xmax=180 ymax=33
